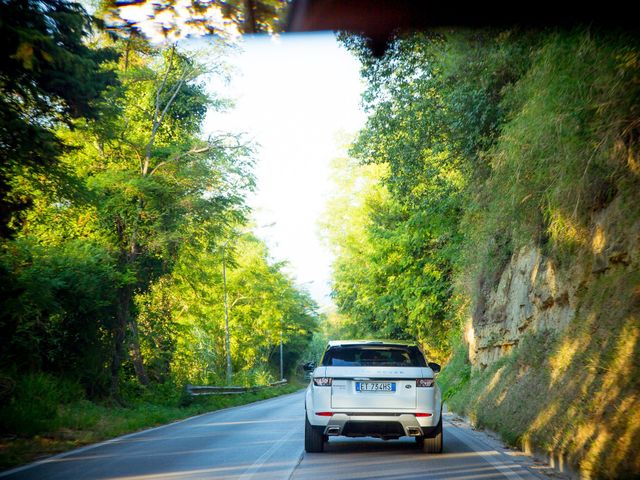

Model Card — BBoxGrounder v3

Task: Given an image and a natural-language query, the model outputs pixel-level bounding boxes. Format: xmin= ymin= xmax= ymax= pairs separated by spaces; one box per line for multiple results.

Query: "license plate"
xmin=356 ymin=382 xmax=396 ymax=392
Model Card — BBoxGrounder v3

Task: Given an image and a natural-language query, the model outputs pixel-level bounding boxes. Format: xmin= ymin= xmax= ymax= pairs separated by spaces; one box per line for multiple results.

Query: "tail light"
xmin=315 ymin=411 xmax=333 ymax=416
xmin=415 ymin=413 xmax=432 ymax=417
xmin=416 ymin=378 xmax=435 ymax=387
xmin=313 ymin=377 xmax=333 ymax=386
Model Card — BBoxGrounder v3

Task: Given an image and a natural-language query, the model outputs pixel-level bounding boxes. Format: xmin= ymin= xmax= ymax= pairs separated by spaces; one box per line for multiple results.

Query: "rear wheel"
xmin=417 ymin=417 xmax=443 ymax=453
xmin=304 ymin=414 xmax=325 ymax=452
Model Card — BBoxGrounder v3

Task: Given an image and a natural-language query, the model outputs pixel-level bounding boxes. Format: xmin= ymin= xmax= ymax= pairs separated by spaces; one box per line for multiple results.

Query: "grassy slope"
xmin=440 ymin=268 xmax=640 ymax=479
xmin=439 ymin=30 xmax=640 ymax=480
xmin=0 ymin=383 xmax=301 ymax=471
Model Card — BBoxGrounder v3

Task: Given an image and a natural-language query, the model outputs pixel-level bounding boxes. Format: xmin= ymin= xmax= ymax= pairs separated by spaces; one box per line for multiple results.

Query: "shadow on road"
xmin=292 ymin=426 xmax=544 ymax=480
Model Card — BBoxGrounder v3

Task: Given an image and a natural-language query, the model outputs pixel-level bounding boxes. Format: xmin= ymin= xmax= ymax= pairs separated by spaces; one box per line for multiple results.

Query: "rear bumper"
xmin=320 ymin=413 xmax=436 ymax=439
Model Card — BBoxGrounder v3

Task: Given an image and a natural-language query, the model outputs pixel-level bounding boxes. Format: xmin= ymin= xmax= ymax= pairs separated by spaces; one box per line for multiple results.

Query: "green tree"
xmin=0 ymin=0 xmax=118 ymax=238
xmin=327 ymin=31 xmax=542 ymax=359
xmin=0 ymin=0 xmax=316 ymax=408
xmin=328 ymin=34 xmax=470 ymax=359
xmin=78 ymin=41 xmax=252 ymax=394
xmin=145 ymin=230 xmax=318 ymax=386
xmin=0 ymin=238 xmax=120 ymax=395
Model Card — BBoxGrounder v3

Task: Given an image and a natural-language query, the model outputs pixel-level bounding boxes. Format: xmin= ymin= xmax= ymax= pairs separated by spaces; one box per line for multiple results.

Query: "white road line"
xmin=287 ymin=452 xmax=304 ymax=480
xmin=238 ymin=427 xmax=299 ymax=480
xmin=445 ymin=422 xmax=529 ymax=480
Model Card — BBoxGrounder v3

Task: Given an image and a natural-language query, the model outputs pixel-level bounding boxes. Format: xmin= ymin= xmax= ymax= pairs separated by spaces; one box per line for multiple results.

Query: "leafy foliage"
xmin=332 ymin=27 xmax=640 ymax=478
xmin=328 ymin=34 xmax=475 ymax=359
xmin=330 ymin=28 xmax=640 ymax=357
xmin=153 ymin=233 xmax=318 ymax=386
xmin=0 ymin=0 xmax=118 ymax=238
xmin=106 ymin=0 xmax=289 ymax=42
xmin=0 ymin=238 xmax=120 ymax=391
xmin=1 ymin=0 xmax=317 ymax=418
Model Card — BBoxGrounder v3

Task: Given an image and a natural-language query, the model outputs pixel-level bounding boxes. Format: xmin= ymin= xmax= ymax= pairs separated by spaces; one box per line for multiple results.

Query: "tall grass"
xmin=0 ymin=373 xmax=84 ymax=436
xmin=462 ymin=29 xmax=640 ymax=286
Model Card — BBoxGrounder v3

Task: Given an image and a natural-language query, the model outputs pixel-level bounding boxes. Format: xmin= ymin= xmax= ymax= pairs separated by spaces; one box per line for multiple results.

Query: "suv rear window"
xmin=320 ymin=345 xmax=427 ymax=367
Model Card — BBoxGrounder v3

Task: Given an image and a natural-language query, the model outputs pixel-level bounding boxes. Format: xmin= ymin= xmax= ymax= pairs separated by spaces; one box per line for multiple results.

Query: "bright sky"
xmin=203 ymin=32 xmax=366 ymax=308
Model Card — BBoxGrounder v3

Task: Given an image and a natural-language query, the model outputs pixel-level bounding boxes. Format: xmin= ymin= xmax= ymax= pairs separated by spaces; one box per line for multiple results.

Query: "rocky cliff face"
xmin=468 ymin=195 xmax=640 ymax=369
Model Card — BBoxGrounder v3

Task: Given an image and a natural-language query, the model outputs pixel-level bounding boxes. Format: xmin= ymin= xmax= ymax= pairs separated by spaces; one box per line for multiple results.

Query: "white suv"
xmin=304 ymin=340 xmax=443 ymax=453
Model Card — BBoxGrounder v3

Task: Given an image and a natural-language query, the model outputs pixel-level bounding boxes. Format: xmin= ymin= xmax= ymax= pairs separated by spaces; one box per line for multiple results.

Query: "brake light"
xmin=313 ymin=377 xmax=333 ymax=386
xmin=415 ymin=413 xmax=432 ymax=417
xmin=315 ymin=411 xmax=333 ymax=416
xmin=416 ymin=378 xmax=435 ymax=387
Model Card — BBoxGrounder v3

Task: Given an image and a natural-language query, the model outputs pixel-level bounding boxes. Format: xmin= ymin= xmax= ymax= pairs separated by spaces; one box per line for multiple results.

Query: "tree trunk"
xmin=124 ymin=204 xmax=150 ymax=386
xmin=128 ymin=315 xmax=150 ymax=385
xmin=110 ymin=239 xmax=151 ymax=396
xmin=110 ymin=286 xmax=130 ymax=400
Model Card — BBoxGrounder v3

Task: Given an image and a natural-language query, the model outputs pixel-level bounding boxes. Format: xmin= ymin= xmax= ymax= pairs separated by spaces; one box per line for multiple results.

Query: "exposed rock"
xmin=468 ymin=195 xmax=637 ymax=369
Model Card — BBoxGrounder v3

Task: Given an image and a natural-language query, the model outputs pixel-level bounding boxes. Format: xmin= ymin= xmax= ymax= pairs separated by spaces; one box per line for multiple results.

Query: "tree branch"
xmin=143 ymin=45 xmax=191 ymax=176
xmin=230 ymin=295 xmax=249 ymax=308
xmin=149 ymin=145 xmax=211 ymax=176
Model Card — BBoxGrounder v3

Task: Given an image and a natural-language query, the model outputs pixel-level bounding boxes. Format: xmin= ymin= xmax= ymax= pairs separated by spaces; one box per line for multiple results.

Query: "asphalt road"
xmin=1 ymin=390 xmax=558 ymax=480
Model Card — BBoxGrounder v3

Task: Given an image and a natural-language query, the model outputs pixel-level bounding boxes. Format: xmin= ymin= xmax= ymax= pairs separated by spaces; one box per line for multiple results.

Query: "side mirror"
xmin=302 ymin=362 xmax=316 ymax=372
xmin=428 ymin=362 xmax=441 ymax=373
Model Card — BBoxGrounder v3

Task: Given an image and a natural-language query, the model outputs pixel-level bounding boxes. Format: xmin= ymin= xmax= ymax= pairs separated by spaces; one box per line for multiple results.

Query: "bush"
xmin=0 ymin=373 xmax=84 ymax=436
xmin=437 ymin=339 xmax=471 ymax=402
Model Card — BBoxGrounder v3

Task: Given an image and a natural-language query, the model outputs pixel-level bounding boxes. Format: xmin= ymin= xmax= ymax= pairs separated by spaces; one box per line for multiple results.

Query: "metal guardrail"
xmin=186 ymin=379 xmax=288 ymax=396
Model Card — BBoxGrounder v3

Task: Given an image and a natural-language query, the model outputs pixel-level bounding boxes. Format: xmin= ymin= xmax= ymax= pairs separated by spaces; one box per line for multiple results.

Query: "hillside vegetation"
xmin=328 ymin=29 xmax=640 ymax=478
xmin=0 ymin=0 xmax=316 ymax=467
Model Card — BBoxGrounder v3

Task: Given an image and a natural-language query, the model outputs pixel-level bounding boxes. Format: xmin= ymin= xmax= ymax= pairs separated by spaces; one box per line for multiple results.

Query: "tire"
xmin=417 ymin=417 xmax=443 ymax=453
xmin=304 ymin=413 xmax=325 ymax=453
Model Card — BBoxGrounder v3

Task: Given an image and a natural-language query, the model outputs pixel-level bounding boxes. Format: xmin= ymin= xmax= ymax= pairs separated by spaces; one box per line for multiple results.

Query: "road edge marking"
xmin=445 ymin=420 xmax=529 ymax=480
xmin=287 ymin=451 xmax=305 ymax=480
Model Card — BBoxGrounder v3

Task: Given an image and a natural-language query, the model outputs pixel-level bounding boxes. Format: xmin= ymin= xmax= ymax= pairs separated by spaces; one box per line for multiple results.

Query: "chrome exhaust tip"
xmin=326 ymin=426 xmax=341 ymax=436
xmin=406 ymin=427 xmax=421 ymax=437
